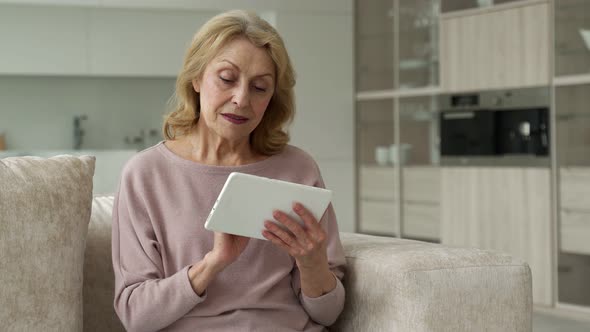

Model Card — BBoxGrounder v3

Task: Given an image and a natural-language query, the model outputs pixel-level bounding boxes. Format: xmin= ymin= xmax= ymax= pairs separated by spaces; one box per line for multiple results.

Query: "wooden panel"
xmin=560 ymin=167 xmax=590 ymax=212
xmin=359 ymin=200 xmax=398 ymax=236
xmin=402 ymin=202 xmax=440 ymax=240
xmin=360 ymin=166 xmax=397 ymax=200
xmin=402 ymin=166 xmax=440 ymax=203
xmin=441 ymin=167 xmax=552 ymax=306
xmin=520 ymin=3 xmax=549 ymax=86
xmin=440 ymin=2 xmax=549 ymax=92
xmin=493 ymin=7 xmax=521 ymax=89
xmin=560 ymin=210 xmax=590 ymax=256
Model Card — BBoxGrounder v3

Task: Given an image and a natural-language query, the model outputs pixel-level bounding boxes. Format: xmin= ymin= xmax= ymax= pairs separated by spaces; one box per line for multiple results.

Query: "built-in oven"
xmin=439 ymin=87 xmax=550 ymax=159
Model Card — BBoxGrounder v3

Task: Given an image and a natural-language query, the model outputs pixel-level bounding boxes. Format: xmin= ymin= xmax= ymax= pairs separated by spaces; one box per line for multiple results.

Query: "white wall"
xmin=0 ymin=76 xmax=174 ymax=150
xmin=0 ymin=1 xmax=355 ymax=232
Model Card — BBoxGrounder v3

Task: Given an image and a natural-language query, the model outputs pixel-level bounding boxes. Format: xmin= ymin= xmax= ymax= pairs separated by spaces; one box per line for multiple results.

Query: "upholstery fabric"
xmin=0 ymin=155 xmax=95 ymax=331
xmin=332 ymin=233 xmax=532 ymax=332
xmin=84 ymin=195 xmax=125 ymax=332
xmin=80 ymin=195 xmax=532 ymax=331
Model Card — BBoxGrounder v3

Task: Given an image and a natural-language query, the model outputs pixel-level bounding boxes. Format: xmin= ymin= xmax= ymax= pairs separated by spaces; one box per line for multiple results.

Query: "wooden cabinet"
xmin=559 ymin=168 xmax=590 ymax=255
xmin=360 ymin=166 xmax=398 ymax=201
xmin=359 ymin=166 xmax=440 ymax=240
xmin=440 ymin=167 xmax=552 ymax=306
xmin=359 ymin=200 xmax=398 ymax=236
xmin=403 ymin=202 xmax=439 ymax=239
xmin=359 ymin=166 xmax=398 ymax=235
xmin=439 ymin=1 xmax=549 ymax=91
xmin=402 ymin=166 xmax=440 ymax=240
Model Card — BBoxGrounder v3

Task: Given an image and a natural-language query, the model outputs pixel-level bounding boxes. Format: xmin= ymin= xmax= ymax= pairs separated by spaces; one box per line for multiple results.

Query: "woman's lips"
xmin=221 ymin=113 xmax=248 ymax=124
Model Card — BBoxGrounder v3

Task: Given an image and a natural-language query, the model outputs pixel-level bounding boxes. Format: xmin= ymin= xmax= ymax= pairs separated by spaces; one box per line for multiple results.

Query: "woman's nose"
xmin=231 ymin=84 xmax=250 ymax=108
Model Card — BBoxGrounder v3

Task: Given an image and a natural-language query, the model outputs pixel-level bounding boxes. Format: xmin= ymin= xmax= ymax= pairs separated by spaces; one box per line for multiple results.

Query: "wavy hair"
xmin=162 ymin=10 xmax=296 ymax=155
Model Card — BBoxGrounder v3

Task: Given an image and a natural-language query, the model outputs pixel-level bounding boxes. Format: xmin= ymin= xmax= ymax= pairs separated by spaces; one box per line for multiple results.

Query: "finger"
xmin=272 ymin=210 xmax=312 ymax=248
xmin=262 ymin=227 xmax=305 ymax=256
xmin=264 ymin=220 xmax=306 ymax=253
xmin=292 ymin=202 xmax=324 ymax=241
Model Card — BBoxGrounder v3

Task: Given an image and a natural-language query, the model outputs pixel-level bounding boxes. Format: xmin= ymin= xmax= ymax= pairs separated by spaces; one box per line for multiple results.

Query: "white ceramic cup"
xmin=389 ymin=144 xmax=412 ymax=165
xmin=374 ymin=146 xmax=390 ymax=166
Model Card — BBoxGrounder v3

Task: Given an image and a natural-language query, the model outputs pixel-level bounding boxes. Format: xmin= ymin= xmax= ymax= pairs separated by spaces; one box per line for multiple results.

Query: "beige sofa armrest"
xmin=332 ymin=232 xmax=532 ymax=332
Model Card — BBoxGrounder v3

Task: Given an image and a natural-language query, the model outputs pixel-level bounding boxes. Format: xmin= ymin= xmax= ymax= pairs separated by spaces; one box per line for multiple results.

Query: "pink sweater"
xmin=112 ymin=142 xmax=346 ymax=332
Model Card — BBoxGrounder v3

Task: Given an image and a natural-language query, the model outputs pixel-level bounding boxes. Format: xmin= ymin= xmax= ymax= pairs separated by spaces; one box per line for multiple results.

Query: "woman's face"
xmin=193 ymin=37 xmax=276 ymax=144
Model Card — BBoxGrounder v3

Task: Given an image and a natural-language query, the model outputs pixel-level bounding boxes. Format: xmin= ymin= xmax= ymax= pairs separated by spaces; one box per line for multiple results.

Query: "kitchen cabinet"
xmin=398 ymin=96 xmax=440 ymax=241
xmin=439 ymin=1 xmax=549 ymax=92
xmin=555 ymin=83 xmax=590 ymax=307
xmin=554 ymin=0 xmax=590 ymax=77
xmin=87 ymin=9 xmax=214 ymax=77
xmin=0 ymin=4 xmax=215 ymax=77
xmin=440 ymin=167 xmax=552 ymax=306
xmin=359 ymin=200 xmax=398 ymax=236
xmin=401 ymin=166 xmax=440 ymax=241
xmin=359 ymin=166 xmax=399 ymax=236
xmin=0 ymin=5 xmax=88 ymax=75
xmin=355 ymin=0 xmax=395 ymax=91
xmin=403 ymin=201 xmax=439 ymax=240
xmin=359 ymin=165 xmax=441 ymax=240
xmin=356 ymin=99 xmax=398 ymax=235
xmin=441 ymin=0 xmax=527 ymax=13
xmin=397 ymin=0 xmax=440 ymax=89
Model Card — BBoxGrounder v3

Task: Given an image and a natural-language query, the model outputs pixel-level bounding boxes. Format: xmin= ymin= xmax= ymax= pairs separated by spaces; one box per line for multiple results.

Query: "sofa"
xmin=0 ymin=155 xmax=533 ymax=331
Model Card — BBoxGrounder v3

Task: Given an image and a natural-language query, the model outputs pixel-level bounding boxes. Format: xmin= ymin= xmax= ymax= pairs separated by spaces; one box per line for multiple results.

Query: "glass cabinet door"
xmin=357 ymin=99 xmax=399 ymax=236
xmin=555 ymin=84 xmax=590 ymax=307
xmin=441 ymin=0 xmax=523 ymax=13
xmin=398 ymin=0 xmax=440 ymax=88
xmin=555 ymin=0 xmax=590 ymax=77
xmin=398 ymin=96 xmax=440 ymax=242
xmin=355 ymin=0 xmax=395 ymax=91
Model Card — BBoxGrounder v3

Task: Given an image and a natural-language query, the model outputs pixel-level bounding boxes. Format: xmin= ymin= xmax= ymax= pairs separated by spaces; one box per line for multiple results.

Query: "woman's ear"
xmin=192 ymin=79 xmax=200 ymax=93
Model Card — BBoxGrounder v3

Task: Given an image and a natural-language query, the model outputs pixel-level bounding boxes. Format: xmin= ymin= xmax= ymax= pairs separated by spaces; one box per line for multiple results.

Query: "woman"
xmin=112 ymin=10 xmax=346 ymax=332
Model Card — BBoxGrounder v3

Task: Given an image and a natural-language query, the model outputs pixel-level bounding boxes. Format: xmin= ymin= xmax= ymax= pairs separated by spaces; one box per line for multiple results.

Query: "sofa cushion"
xmin=0 ymin=155 xmax=95 ymax=331
xmin=84 ymin=195 xmax=125 ymax=332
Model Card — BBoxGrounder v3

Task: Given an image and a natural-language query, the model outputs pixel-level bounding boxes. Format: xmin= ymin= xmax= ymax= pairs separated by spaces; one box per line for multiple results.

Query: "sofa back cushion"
xmin=0 ymin=155 xmax=95 ymax=331
xmin=84 ymin=195 xmax=125 ymax=332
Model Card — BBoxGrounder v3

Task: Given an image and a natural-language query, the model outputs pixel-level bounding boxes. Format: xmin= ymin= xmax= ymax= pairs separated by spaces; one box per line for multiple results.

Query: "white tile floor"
xmin=533 ymin=312 xmax=590 ymax=332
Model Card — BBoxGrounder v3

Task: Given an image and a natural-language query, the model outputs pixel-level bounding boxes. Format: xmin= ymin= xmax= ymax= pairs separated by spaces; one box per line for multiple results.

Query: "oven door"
xmin=440 ymin=110 xmax=496 ymax=156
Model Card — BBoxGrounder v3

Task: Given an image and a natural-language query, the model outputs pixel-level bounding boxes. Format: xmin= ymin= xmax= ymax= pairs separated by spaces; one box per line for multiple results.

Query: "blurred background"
xmin=0 ymin=0 xmax=589 ymax=329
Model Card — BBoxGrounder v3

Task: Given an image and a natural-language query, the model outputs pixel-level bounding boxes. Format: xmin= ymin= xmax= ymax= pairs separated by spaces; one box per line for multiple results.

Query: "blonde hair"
xmin=162 ymin=10 xmax=296 ymax=155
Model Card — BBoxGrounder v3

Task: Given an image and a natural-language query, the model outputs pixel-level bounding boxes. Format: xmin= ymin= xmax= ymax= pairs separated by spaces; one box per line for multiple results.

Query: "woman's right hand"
xmin=208 ymin=232 xmax=250 ymax=271
xmin=188 ymin=232 xmax=249 ymax=295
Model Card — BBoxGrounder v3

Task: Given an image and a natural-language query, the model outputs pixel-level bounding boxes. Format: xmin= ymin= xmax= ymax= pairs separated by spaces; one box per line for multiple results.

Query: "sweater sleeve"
xmin=291 ymin=172 xmax=347 ymax=326
xmin=111 ymin=168 xmax=205 ymax=332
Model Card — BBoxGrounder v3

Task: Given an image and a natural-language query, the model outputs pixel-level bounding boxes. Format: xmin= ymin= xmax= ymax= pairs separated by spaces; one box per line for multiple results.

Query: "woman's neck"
xmin=186 ymin=128 xmax=262 ymax=167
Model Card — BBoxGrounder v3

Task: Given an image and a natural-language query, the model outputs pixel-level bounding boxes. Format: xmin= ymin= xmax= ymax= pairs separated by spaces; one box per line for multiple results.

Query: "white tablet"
xmin=204 ymin=172 xmax=332 ymax=240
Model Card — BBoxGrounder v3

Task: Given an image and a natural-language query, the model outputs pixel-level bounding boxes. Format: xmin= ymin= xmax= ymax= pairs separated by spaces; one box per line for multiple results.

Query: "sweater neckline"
xmin=155 ymin=140 xmax=280 ymax=173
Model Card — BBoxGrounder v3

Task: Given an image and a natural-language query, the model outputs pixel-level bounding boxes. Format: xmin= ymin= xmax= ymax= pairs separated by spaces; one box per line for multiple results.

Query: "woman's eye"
xmin=254 ymin=86 xmax=267 ymax=92
xmin=219 ymin=76 xmax=233 ymax=83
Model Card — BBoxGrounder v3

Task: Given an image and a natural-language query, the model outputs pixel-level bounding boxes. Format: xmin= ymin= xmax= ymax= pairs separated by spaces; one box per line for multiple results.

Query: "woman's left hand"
xmin=262 ymin=202 xmax=328 ymax=270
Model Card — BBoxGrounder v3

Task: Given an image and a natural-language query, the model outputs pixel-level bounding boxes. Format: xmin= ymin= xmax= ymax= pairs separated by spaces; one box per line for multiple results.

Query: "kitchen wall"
xmin=0 ymin=76 xmax=173 ymax=150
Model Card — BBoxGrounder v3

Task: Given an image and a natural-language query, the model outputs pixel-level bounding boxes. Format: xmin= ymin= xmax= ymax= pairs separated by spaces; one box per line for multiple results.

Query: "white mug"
xmin=374 ymin=146 xmax=389 ymax=166
xmin=389 ymin=144 xmax=412 ymax=165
